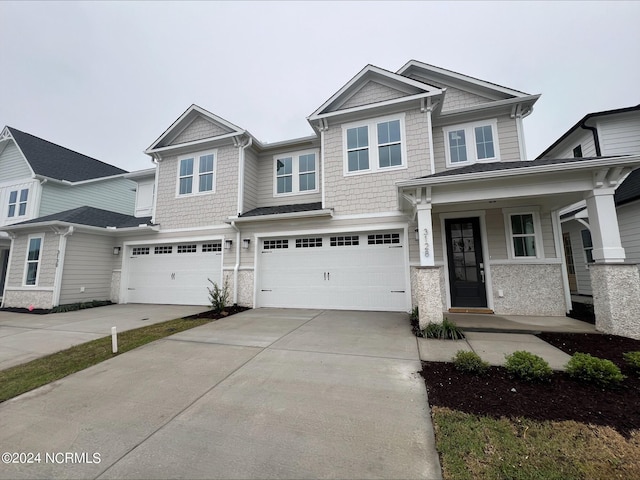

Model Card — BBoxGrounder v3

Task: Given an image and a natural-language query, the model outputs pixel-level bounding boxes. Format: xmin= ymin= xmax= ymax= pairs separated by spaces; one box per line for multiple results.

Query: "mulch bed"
xmin=184 ymin=304 xmax=250 ymax=320
xmin=421 ymin=332 xmax=640 ymax=436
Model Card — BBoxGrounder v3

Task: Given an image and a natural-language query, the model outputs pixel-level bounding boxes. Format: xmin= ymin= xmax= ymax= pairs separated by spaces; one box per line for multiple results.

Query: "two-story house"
xmin=0 ymin=126 xmax=139 ymax=308
xmin=4 ymin=62 xmax=639 ymax=338
xmin=537 ymin=105 xmax=640 ymax=303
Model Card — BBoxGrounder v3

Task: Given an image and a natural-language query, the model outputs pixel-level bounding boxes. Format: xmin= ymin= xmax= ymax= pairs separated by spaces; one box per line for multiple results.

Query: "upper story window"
xmin=573 ymin=145 xmax=583 ymax=158
xmin=503 ymin=209 xmax=543 ymax=259
xmin=443 ymin=119 xmax=500 ymax=167
xmin=8 ymin=188 xmax=28 ymax=218
xmin=177 ymin=150 xmax=216 ymax=196
xmin=273 ymin=150 xmax=318 ymax=196
xmin=343 ymin=114 xmax=406 ymax=176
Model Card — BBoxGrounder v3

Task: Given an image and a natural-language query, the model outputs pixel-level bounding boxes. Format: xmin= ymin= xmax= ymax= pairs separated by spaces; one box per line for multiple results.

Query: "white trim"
xmin=552 ymin=209 xmax=572 ymax=313
xmin=502 ymin=207 xmax=544 ymax=260
xmin=175 ymin=149 xmax=217 ymax=197
xmin=426 ymin=105 xmax=436 ymax=174
xmin=52 ymin=226 xmax=73 ymax=306
xmin=4 ymin=286 xmax=54 ymax=292
xmin=155 ymin=224 xmax=232 ymax=234
xmin=272 ymin=149 xmax=320 ymax=197
xmin=253 ymin=222 xmax=408 ymax=240
xmin=228 ymin=209 xmax=333 ymax=223
xmin=488 ymin=259 xmax=562 ymax=265
xmin=342 ymin=113 xmax=408 ymax=177
xmin=320 ymin=125 xmax=326 ymax=208
xmin=516 ymin=115 xmax=527 ymax=161
xmin=439 ymin=210 xmax=493 ymax=310
xmin=23 ymin=234 xmax=44 ymax=287
xmin=443 ymin=118 xmax=500 ymax=168
xmin=223 ymin=265 xmax=255 ymax=271
xmin=332 ymin=210 xmax=407 ymax=221
xmin=1 ymin=236 xmax=15 ymax=307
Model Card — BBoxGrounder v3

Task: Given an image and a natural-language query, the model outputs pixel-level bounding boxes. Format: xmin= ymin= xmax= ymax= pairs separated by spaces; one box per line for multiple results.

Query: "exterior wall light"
xmin=242 ymin=238 xmax=251 ymax=249
xmin=415 ymin=228 xmax=419 ymax=241
xmin=224 ymin=239 xmax=233 ymax=250
xmin=113 ymin=246 xmax=121 ymax=255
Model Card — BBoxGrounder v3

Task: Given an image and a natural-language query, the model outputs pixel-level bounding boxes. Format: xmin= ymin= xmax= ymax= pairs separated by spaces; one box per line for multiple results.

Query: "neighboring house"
xmin=537 ymin=105 xmax=640 ymax=298
xmin=0 ymin=126 xmax=139 ymax=307
xmin=3 ymin=62 xmax=639 ymax=339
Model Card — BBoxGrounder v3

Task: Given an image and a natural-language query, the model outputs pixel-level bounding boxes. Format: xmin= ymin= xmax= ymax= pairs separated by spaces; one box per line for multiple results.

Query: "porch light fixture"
xmin=224 ymin=239 xmax=233 ymax=250
xmin=113 ymin=247 xmax=121 ymax=255
xmin=242 ymin=238 xmax=251 ymax=249
xmin=415 ymin=228 xmax=419 ymax=241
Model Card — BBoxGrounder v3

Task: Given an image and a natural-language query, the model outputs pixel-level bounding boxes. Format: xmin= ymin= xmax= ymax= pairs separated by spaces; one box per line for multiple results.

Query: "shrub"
xmin=410 ymin=306 xmax=419 ymax=323
xmin=424 ymin=318 xmax=465 ymax=340
xmin=207 ymin=277 xmax=230 ymax=314
xmin=453 ymin=350 xmax=490 ymax=375
xmin=565 ymin=353 xmax=626 ymax=388
xmin=623 ymin=351 xmax=640 ymax=374
xmin=504 ymin=351 xmax=553 ymax=382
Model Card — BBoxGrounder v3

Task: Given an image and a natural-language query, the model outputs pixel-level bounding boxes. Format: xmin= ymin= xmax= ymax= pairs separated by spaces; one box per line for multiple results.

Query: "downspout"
xmin=52 ymin=225 xmax=74 ymax=307
xmin=234 ymin=135 xmax=252 ymax=216
xmin=512 ymin=104 xmax=533 ymax=161
xmin=151 ymin=154 xmax=160 ymax=224
xmin=580 ymin=120 xmax=602 ymax=156
xmin=1 ymin=232 xmax=16 ymax=308
xmin=229 ymin=221 xmax=240 ymax=305
xmin=421 ymin=98 xmax=436 ymax=175
xmin=319 ymin=119 xmax=328 ymax=209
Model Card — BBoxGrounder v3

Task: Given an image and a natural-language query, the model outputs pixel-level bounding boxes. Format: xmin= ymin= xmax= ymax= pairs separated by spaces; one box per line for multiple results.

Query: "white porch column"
xmin=416 ymin=204 xmax=435 ymax=266
xmin=585 ymin=189 xmax=625 ymax=263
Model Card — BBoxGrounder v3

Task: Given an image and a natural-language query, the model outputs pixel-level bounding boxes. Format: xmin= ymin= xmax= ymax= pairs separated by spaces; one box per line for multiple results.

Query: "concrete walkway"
xmin=0 ymin=304 xmax=207 ymax=370
xmin=0 ymin=309 xmax=441 ymax=479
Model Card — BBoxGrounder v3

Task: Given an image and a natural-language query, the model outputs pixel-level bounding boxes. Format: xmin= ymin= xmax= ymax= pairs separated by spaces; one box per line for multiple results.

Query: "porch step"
xmin=448 ymin=308 xmax=494 ymax=314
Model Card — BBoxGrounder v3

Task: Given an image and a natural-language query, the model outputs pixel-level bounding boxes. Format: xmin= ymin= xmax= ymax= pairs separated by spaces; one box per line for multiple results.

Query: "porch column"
xmin=416 ymin=204 xmax=435 ymax=266
xmin=585 ymin=189 xmax=625 ymax=263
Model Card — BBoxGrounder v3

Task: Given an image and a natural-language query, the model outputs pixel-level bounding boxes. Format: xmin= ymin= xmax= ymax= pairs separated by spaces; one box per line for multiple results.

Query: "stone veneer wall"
xmin=110 ymin=270 xmax=121 ymax=304
xmin=222 ymin=270 xmax=254 ymax=308
xmin=413 ymin=266 xmax=445 ymax=329
xmin=590 ymin=264 xmax=640 ymax=339
xmin=489 ymin=263 xmax=566 ymax=316
xmin=3 ymin=290 xmax=54 ymax=309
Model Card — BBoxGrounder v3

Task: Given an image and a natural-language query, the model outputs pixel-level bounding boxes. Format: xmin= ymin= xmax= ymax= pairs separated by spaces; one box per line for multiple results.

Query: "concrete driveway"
xmin=0 ymin=304 xmax=207 ymax=370
xmin=0 ymin=308 xmax=441 ymax=479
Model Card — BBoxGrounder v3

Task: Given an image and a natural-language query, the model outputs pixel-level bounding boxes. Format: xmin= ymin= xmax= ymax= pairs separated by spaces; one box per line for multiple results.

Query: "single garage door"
xmin=126 ymin=241 xmax=223 ymax=305
xmin=257 ymin=231 xmax=407 ymax=311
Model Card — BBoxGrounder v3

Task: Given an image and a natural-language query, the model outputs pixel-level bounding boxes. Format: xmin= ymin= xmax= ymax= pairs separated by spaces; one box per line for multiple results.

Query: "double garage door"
xmin=257 ymin=231 xmax=407 ymax=312
xmin=125 ymin=241 xmax=222 ymax=305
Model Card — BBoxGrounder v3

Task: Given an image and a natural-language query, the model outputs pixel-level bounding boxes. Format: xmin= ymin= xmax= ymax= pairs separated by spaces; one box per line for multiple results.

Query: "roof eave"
xmin=0 ymin=221 xmax=158 ymax=234
xmin=145 ymin=131 xmax=246 ymax=156
xmin=227 ymin=208 xmax=333 ymax=223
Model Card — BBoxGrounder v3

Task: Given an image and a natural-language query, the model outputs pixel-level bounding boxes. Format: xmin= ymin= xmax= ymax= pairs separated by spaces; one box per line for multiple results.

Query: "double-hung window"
xmin=24 ymin=236 xmax=42 ymax=286
xmin=8 ymin=188 xmax=29 ymax=218
xmin=177 ymin=150 xmax=216 ymax=196
xmin=581 ymin=229 xmax=594 ymax=264
xmin=504 ymin=209 xmax=543 ymax=259
xmin=274 ymin=150 xmax=318 ymax=196
xmin=343 ymin=114 xmax=406 ymax=175
xmin=443 ymin=119 xmax=500 ymax=167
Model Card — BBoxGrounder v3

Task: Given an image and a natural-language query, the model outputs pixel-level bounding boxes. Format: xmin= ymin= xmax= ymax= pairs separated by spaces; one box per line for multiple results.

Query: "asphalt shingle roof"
xmin=615 ymin=168 xmax=640 ymax=206
xmin=240 ymin=202 xmax=324 ymax=217
xmin=8 ymin=127 xmax=127 ymax=182
xmin=14 ymin=206 xmax=152 ymax=229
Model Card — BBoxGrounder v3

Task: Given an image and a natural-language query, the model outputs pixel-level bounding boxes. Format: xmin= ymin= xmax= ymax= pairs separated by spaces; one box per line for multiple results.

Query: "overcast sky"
xmin=1 ymin=1 xmax=639 ymax=172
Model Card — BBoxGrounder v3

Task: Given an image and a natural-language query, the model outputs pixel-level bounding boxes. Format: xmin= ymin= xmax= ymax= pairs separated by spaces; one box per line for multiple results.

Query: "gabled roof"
xmin=2 ymin=127 xmax=126 ymax=182
xmin=396 ymin=60 xmax=530 ymax=99
xmin=146 ymin=104 xmax=246 ymax=154
xmin=536 ymin=104 xmax=640 ymax=159
xmin=5 ymin=206 xmax=153 ymax=229
xmin=615 ymin=168 xmax=640 ymax=206
xmin=308 ymin=64 xmax=443 ymax=120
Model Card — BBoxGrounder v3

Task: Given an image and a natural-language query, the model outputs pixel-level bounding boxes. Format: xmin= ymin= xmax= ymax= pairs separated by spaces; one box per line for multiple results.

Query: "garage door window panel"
xmin=155 ymin=246 xmax=173 ymax=255
xmin=296 ymin=238 xmax=322 ymax=248
xmin=177 ymin=244 xmax=197 ymax=253
xmin=202 ymin=243 xmax=222 ymax=252
xmin=264 ymin=239 xmax=289 ymax=250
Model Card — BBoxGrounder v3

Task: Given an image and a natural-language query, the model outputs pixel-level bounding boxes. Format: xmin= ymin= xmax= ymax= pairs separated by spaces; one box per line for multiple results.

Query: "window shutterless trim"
xmin=23 ymin=234 xmax=43 ymax=286
xmin=272 ymin=149 xmax=320 ymax=197
xmin=342 ymin=113 xmax=407 ymax=177
xmin=175 ymin=149 xmax=217 ymax=197
xmin=502 ymin=207 xmax=544 ymax=260
xmin=443 ymin=118 xmax=500 ymax=168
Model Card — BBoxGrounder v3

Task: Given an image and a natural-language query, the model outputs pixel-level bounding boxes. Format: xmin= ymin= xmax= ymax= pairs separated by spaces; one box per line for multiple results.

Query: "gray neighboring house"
xmin=537 ymin=105 xmax=640 ymax=304
xmin=0 ymin=126 xmax=140 ymax=308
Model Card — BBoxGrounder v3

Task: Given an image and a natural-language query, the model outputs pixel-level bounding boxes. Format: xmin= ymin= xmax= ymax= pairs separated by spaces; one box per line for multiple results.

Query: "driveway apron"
xmin=0 ymin=308 xmax=441 ymax=480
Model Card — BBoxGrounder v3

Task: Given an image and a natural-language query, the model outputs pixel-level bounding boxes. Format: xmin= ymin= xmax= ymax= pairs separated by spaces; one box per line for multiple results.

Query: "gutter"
xmin=227 ymin=208 xmax=333 ymax=224
xmin=0 ymin=221 xmax=159 ymax=235
xmin=234 ymin=136 xmax=252 ymax=216
xmin=34 ymin=172 xmax=130 ymax=186
xmin=229 ymin=221 xmax=240 ymax=305
xmin=580 ymin=121 xmax=602 ymax=157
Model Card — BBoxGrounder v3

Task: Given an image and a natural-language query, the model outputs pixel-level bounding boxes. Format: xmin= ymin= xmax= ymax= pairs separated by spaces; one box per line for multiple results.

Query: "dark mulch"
xmin=184 ymin=305 xmax=250 ymax=320
xmin=421 ymin=332 xmax=640 ymax=437
xmin=0 ymin=307 xmax=51 ymax=315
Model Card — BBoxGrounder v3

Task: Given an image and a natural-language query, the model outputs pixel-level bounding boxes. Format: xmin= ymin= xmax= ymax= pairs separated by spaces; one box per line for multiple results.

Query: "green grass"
xmin=0 ymin=316 xmax=210 ymax=403
xmin=432 ymin=407 xmax=640 ymax=480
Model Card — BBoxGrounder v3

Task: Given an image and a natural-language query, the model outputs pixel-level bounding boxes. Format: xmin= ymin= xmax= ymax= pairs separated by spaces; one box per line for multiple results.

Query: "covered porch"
xmin=398 ymin=155 xmax=640 ymax=339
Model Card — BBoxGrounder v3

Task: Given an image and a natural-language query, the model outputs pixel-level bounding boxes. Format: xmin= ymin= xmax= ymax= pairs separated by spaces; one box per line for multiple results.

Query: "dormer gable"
xmin=146 ymin=104 xmax=245 ymax=154
xmin=308 ymin=64 xmax=443 ymax=122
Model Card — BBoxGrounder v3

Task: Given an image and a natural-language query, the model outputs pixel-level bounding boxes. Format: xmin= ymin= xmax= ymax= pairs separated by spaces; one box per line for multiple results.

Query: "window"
xmin=443 ymin=120 xmax=500 ymax=166
xmin=573 ymin=145 xmax=583 ymax=158
xmin=510 ymin=214 xmax=536 ymax=257
xmin=295 ymin=238 xmax=322 ymax=248
xmin=581 ymin=229 xmax=594 ymax=263
xmin=132 ymin=247 xmax=149 ymax=256
xmin=330 ymin=235 xmax=359 ymax=246
xmin=24 ymin=236 xmax=42 ymax=286
xmin=368 ymin=233 xmax=400 ymax=245
xmin=343 ymin=115 xmax=406 ymax=175
xmin=154 ymin=246 xmax=173 ymax=255
xmin=8 ymin=188 xmax=28 ymax=218
xmin=202 ymin=243 xmax=222 ymax=252
xmin=264 ymin=239 xmax=288 ymax=249
xmin=274 ymin=150 xmax=318 ymax=196
xmin=177 ymin=244 xmax=197 ymax=253
xmin=177 ymin=151 xmax=216 ymax=196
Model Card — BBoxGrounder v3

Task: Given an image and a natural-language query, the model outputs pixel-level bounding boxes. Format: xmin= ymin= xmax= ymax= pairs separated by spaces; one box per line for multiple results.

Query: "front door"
xmin=445 ymin=217 xmax=487 ymax=308
xmin=563 ymin=232 xmax=578 ymax=292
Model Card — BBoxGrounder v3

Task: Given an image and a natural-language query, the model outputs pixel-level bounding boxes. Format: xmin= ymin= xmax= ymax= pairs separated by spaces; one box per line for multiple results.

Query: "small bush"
xmin=207 ymin=277 xmax=230 ymax=314
xmin=51 ymin=300 xmax=112 ymax=313
xmin=424 ymin=318 xmax=465 ymax=340
xmin=453 ymin=350 xmax=490 ymax=375
xmin=410 ymin=306 xmax=419 ymax=323
xmin=504 ymin=351 xmax=553 ymax=382
xmin=623 ymin=351 xmax=640 ymax=374
xmin=565 ymin=353 xmax=626 ymax=388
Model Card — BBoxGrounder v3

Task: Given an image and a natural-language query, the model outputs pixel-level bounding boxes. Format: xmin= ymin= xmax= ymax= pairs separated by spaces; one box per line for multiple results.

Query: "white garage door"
xmin=257 ymin=231 xmax=407 ymax=311
xmin=126 ymin=242 xmax=223 ymax=305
